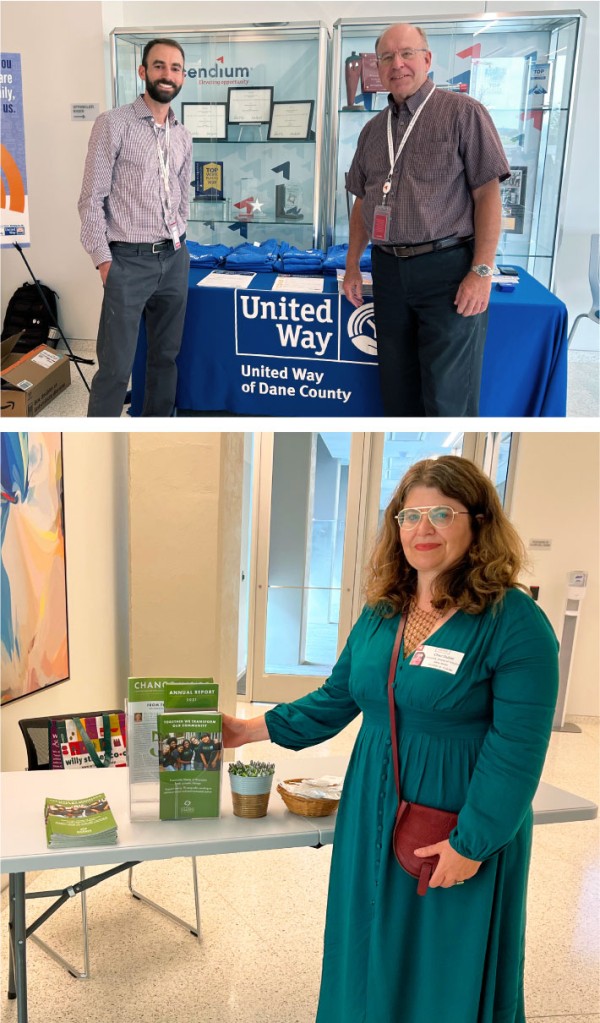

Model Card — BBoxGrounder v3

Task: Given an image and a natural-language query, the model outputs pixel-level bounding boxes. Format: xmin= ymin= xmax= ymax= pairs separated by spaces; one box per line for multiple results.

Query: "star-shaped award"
xmin=249 ymin=197 xmax=264 ymax=213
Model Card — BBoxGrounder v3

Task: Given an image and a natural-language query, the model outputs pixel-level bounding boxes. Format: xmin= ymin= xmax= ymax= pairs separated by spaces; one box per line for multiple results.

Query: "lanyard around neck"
xmin=382 ymin=84 xmax=435 ymax=202
xmin=154 ymin=116 xmax=171 ymax=208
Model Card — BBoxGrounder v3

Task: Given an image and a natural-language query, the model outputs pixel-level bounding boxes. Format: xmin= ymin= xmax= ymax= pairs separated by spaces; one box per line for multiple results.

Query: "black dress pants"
xmin=371 ymin=243 xmax=488 ymax=417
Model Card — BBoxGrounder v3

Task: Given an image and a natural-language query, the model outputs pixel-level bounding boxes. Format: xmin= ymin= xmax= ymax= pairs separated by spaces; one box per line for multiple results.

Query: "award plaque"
xmin=360 ymin=54 xmax=385 ymax=93
xmin=194 ymin=161 xmax=225 ymax=201
xmin=344 ymin=51 xmax=363 ymax=110
xmin=275 ymin=182 xmax=304 ymax=220
xmin=360 ymin=53 xmax=386 ymax=112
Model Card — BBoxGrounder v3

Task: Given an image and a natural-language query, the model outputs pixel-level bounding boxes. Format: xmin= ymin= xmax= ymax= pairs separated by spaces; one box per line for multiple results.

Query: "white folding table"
xmin=2 ymin=758 xmax=597 ymax=1023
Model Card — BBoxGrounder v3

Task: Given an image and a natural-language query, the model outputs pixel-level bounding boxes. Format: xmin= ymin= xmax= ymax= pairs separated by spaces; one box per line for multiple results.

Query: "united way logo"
xmin=347 ymin=303 xmax=377 ymax=357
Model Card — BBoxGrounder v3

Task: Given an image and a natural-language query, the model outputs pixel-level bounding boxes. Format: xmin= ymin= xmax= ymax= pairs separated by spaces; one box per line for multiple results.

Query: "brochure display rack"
xmin=127 ymin=678 xmax=221 ymax=821
xmin=328 ymin=13 xmax=584 ymax=287
xmin=111 ymin=23 xmax=330 ymax=249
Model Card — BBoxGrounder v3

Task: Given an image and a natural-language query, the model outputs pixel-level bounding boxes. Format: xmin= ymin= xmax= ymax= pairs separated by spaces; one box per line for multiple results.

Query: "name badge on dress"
xmin=410 ymin=645 xmax=465 ymax=674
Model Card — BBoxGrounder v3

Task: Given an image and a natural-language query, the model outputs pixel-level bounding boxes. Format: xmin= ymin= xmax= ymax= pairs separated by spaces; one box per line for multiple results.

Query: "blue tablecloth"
xmin=132 ymin=268 xmax=567 ymax=417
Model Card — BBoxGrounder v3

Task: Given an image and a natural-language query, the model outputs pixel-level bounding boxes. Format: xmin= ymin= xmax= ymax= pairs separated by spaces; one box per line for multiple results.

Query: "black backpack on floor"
xmin=1 ymin=280 xmax=60 ymax=352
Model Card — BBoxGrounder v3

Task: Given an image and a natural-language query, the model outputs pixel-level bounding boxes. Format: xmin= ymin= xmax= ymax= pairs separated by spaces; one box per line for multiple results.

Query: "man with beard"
xmin=79 ymin=39 xmax=192 ymax=416
xmin=343 ymin=24 xmax=509 ymax=417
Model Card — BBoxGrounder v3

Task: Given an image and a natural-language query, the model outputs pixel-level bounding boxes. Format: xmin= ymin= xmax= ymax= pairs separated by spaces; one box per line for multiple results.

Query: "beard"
xmin=144 ymin=77 xmax=183 ymax=104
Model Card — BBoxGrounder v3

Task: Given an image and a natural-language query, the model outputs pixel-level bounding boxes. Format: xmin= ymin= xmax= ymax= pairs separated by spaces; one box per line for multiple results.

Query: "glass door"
xmin=250 ymin=432 xmax=363 ymax=703
xmin=249 ymin=430 xmax=472 ymax=704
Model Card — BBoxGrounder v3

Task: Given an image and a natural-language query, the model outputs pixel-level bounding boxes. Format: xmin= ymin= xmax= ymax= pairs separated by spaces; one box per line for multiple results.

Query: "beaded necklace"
xmin=403 ymin=599 xmax=445 ymax=658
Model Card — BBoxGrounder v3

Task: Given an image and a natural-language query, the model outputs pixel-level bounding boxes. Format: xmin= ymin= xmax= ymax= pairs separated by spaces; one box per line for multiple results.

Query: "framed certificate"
xmin=227 ymin=86 xmax=273 ymax=125
xmin=268 ymin=101 xmax=314 ymax=141
xmin=181 ymin=103 xmax=227 ymax=140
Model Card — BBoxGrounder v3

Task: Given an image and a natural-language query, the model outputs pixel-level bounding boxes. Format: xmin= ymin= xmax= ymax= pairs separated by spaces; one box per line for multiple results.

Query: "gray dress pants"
xmin=87 ymin=242 xmax=190 ymax=417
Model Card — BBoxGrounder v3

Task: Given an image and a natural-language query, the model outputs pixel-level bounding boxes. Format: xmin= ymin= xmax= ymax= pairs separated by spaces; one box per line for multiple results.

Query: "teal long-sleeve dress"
xmin=265 ymin=588 xmax=559 ymax=1023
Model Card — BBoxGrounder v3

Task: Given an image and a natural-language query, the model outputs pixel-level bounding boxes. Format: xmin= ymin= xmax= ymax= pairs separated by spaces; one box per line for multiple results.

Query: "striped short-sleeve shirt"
xmin=346 ymin=78 xmax=510 ymax=246
xmin=78 ymin=94 xmax=193 ymax=267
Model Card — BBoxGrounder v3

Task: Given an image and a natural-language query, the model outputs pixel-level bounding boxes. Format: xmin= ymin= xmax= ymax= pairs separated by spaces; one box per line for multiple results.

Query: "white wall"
xmin=128 ymin=433 xmax=243 ymax=720
xmin=509 ymin=431 xmax=599 ymax=716
xmin=1 ymin=0 xmax=597 ymax=340
xmin=0 ymin=432 xmax=130 ymax=773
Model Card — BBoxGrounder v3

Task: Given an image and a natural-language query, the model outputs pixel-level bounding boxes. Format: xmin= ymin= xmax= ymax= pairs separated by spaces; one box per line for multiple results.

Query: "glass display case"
xmin=111 ymin=23 xmax=330 ymax=248
xmin=328 ymin=12 xmax=584 ymax=287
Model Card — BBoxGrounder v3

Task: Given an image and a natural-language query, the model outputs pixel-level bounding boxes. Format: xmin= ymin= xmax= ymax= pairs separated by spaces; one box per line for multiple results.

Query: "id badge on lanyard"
xmin=371 ymin=86 xmax=435 ymax=241
xmin=155 ymin=119 xmax=181 ymax=250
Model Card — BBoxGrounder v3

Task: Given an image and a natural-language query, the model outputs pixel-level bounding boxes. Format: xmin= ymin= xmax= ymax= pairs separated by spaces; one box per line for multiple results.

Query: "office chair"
xmin=567 ymin=233 xmax=599 ymax=347
xmin=19 ymin=713 xmax=201 ymax=980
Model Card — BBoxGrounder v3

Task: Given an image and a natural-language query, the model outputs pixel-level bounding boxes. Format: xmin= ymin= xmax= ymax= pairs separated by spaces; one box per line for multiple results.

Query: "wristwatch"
xmin=470 ymin=264 xmax=494 ymax=278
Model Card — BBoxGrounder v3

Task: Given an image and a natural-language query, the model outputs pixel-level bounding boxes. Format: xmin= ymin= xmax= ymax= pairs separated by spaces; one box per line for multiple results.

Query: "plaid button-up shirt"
xmin=346 ymin=78 xmax=510 ymax=246
xmin=78 ymin=94 xmax=193 ymax=267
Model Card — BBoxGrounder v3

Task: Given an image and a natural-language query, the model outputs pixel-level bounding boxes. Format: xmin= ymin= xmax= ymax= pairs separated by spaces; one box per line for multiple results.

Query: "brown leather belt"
xmin=376 ymin=235 xmax=473 ymax=259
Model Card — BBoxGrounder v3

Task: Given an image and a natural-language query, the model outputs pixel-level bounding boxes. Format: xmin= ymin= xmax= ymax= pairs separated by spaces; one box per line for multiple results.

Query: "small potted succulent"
xmin=228 ymin=760 xmax=276 ymax=818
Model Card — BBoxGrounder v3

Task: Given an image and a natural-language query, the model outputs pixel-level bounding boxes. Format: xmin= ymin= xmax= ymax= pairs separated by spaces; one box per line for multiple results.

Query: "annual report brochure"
xmin=45 ymin=792 xmax=118 ymax=847
xmin=157 ymin=712 xmax=223 ymax=820
xmin=127 ymin=677 xmax=218 ymax=786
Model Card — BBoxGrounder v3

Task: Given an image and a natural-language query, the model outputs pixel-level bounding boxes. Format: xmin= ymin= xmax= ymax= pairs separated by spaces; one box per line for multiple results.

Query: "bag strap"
xmin=387 ymin=615 xmax=407 ymax=805
xmin=72 ymin=716 xmax=112 ymax=768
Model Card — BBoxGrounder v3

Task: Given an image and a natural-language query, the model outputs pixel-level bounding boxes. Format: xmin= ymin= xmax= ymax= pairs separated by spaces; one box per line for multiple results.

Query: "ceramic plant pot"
xmin=229 ymin=773 xmax=273 ymax=818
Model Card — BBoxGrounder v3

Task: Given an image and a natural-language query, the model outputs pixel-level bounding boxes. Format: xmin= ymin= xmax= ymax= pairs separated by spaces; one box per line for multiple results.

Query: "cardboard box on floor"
xmin=1 ymin=333 xmax=71 ymax=416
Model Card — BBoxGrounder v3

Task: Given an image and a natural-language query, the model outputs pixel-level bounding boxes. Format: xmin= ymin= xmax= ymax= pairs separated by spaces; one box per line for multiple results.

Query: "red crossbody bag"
xmin=388 ymin=615 xmax=458 ymax=896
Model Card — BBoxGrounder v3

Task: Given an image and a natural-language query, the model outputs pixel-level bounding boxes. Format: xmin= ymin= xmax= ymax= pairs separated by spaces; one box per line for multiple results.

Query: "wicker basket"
xmin=277 ymin=778 xmax=340 ymax=818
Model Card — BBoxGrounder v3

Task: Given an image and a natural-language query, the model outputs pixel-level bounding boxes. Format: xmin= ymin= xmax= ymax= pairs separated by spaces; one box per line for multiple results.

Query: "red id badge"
xmin=372 ymin=205 xmax=391 ymax=243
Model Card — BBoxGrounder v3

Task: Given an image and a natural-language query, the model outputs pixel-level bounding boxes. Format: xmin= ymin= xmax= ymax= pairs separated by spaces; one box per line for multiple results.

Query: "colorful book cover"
xmin=157 ymin=712 xmax=222 ymax=820
xmin=127 ymin=677 xmax=216 ymax=785
xmin=44 ymin=792 xmax=118 ymax=847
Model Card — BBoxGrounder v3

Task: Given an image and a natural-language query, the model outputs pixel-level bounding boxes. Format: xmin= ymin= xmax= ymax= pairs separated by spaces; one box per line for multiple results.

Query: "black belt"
xmin=376 ymin=235 xmax=473 ymax=259
xmin=110 ymin=233 xmax=186 ymax=254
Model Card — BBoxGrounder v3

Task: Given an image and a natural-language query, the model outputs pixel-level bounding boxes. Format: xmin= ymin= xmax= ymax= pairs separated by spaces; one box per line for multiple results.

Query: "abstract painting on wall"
xmin=1 ymin=432 xmax=69 ymax=705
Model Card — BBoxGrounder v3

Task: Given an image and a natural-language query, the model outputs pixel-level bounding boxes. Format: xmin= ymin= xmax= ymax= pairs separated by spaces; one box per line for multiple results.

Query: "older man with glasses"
xmin=343 ymin=23 xmax=510 ymax=417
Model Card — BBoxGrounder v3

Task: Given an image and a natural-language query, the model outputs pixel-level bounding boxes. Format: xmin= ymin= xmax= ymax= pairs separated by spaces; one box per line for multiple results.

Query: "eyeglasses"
xmin=376 ymin=48 xmax=428 ymax=65
xmin=395 ymin=506 xmax=471 ymax=530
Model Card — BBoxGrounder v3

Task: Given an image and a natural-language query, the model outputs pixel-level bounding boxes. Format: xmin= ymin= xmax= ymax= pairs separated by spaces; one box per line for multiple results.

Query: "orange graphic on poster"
xmin=0 ymin=143 xmax=26 ymax=212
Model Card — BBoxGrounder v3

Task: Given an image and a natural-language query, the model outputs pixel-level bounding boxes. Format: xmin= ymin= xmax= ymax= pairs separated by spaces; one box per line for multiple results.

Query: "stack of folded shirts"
xmin=274 ymin=242 xmax=325 ymax=274
xmin=323 ymin=243 xmax=373 ymax=275
xmin=225 ymin=239 xmax=281 ymax=272
xmin=186 ymin=242 xmax=232 ymax=267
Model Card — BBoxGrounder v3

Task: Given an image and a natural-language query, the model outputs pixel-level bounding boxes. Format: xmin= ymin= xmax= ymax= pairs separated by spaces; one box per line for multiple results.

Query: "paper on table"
xmin=197 ymin=271 xmax=256 ymax=288
xmin=272 ymin=275 xmax=325 ymax=293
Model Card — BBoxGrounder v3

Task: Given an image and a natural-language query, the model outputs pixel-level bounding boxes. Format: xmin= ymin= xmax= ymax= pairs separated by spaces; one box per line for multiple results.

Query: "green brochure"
xmin=127 ymin=677 xmax=217 ymax=785
xmin=45 ymin=792 xmax=118 ymax=847
xmin=157 ymin=712 xmax=222 ymax=820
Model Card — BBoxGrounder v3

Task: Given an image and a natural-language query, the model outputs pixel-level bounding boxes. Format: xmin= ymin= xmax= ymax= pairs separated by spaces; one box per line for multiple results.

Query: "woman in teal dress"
xmin=223 ymin=456 xmax=559 ymax=1023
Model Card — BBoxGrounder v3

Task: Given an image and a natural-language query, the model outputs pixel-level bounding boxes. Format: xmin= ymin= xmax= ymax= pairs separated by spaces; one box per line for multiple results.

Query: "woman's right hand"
xmin=222 ymin=714 xmax=249 ymax=750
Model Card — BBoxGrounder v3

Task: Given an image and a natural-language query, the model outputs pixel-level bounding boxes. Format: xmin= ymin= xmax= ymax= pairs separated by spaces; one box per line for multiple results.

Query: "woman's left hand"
xmin=414 ymin=839 xmax=481 ymax=888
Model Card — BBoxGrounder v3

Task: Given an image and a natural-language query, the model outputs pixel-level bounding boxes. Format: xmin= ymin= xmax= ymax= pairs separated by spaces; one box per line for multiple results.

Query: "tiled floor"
xmin=1 ymin=711 xmax=598 ymax=1023
xmin=34 ymin=336 xmax=600 ymax=418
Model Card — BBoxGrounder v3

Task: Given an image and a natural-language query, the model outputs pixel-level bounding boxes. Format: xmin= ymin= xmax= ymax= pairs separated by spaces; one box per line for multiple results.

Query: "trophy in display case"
xmin=194 ymin=161 xmax=224 ymax=201
xmin=360 ymin=54 xmax=386 ymax=111
xmin=343 ymin=51 xmax=364 ymax=110
xmin=275 ymin=182 xmax=304 ymax=220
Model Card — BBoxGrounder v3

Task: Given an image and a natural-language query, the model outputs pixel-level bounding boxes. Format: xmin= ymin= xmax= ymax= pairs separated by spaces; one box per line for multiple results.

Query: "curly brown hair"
xmin=364 ymin=455 xmax=529 ymax=616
